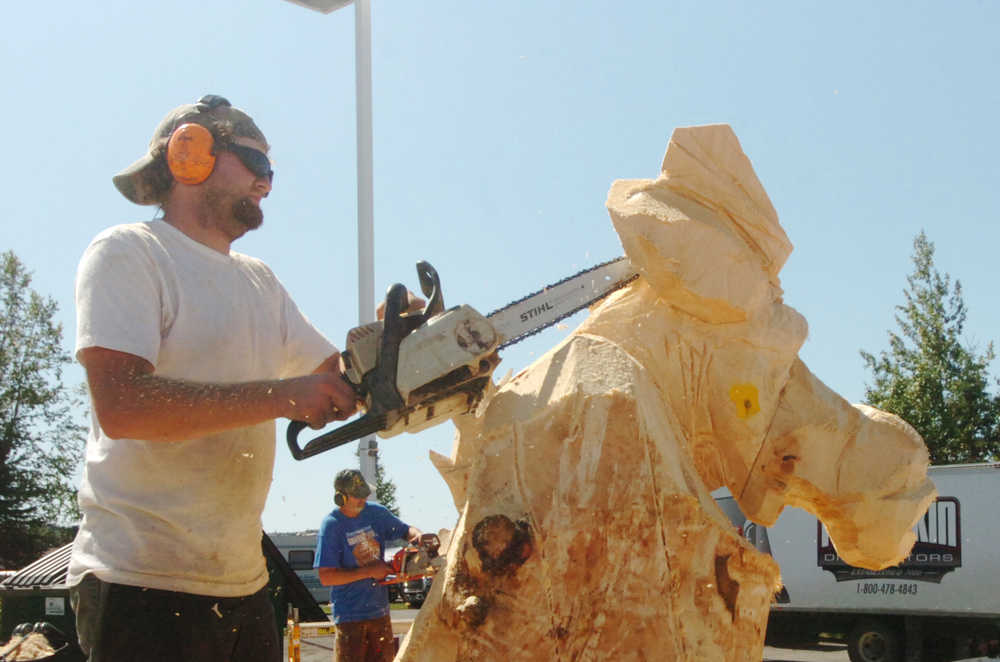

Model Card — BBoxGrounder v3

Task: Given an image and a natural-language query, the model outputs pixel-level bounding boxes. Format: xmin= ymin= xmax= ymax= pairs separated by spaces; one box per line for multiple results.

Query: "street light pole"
xmin=355 ymin=0 xmax=373 ymax=329
xmin=282 ymin=0 xmax=378 ymax=487
xmin=353 ymin=0 xmax=379 ymax=488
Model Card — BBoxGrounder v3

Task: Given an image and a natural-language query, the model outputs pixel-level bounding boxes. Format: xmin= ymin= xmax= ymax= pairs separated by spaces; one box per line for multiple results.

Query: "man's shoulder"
xmin=79 ymin=222 xmax=173 ymax=273
xmin=363 ymin=503 xmax=406 ymax=525
xmin=89 ymin=221 xmax=160 ymax=246
xmin=229 ymin=249 xmax=272 ymax=272
xmin=320 ymin=509 xmax=349 ymax=531
xmin=320 ymin=508 xmax=341 ymax=524
xmin=361 ymin=502 xmax=390 ymax=516
xmin=86 ymin=221 xmax=199 ymax=262
xmin=229 ymin=249 xmax=281 ymax=285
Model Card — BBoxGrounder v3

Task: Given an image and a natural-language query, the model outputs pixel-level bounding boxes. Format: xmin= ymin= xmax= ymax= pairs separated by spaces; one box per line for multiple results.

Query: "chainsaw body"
xmin=287 ymin=262 xmax=500 ymax=460
xmin=378 ymin=533 xmax=444 ymax=586
xmin=343 ymin=304 xmax=499 ymax=438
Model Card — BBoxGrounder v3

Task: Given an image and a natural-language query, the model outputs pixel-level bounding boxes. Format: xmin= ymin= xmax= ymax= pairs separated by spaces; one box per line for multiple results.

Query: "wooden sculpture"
xmin=397 ymin=124 xmax=936 ymax=661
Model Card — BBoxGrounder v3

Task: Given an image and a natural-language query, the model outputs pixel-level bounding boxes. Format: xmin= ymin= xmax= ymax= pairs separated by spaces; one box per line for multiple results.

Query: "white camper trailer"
xmin=267 ymin=531 xmax=326 ymax=604
xmin=715 ymin=463 xmax=1000 ymax=662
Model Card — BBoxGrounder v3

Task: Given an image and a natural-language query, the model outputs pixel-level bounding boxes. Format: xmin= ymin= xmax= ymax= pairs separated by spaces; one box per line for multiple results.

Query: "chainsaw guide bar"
xmin=486 ymin=256 xmax=638 ymax=349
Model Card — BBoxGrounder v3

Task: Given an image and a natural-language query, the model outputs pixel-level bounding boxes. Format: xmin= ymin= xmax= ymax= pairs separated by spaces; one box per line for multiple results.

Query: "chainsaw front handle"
xmin=286 ymin=261 xmax=444 ymax=461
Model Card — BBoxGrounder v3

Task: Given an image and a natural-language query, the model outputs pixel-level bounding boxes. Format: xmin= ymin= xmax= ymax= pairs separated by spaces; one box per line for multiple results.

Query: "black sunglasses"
xmin=223 ymin=143 xmax=274 ymax=183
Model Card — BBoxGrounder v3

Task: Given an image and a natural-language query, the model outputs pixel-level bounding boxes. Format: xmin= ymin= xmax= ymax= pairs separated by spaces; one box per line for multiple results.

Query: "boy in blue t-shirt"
xmin=315 ymin=469 xmax=421 ymax=662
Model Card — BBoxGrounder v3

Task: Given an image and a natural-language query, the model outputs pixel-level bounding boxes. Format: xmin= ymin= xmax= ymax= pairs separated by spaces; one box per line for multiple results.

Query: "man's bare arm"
xmin=79 ymin=346 xmax=358 ymax=442
xmin=317 ymin=562 xmax=392 ymax=586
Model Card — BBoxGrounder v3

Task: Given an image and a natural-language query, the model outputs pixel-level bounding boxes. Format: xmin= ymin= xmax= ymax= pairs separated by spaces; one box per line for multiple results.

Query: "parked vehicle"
xmin=268 ymin=531 xmax=326 ymax=604
xmin=382 ymin=543 xmax=433 ymax=608
xmin=715 ymin=463 xmax=1000 ymax=662
xmin=384 ymin=544 xmax=405 ymax=604
xmin=402 ymin=575 xmax=433 ymax=609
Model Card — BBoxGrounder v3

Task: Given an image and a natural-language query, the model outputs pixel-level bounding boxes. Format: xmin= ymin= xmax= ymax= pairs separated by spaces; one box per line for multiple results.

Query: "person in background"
xmin=68 ymin=94 xmax=358 ymax=662
xmin=316 ymin=469 xmax=422 ymax=662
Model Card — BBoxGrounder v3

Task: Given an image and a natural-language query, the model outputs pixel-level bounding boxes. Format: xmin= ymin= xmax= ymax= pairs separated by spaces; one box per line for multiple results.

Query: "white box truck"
xmin=715 ymin=463 xmax=1000 ymax=662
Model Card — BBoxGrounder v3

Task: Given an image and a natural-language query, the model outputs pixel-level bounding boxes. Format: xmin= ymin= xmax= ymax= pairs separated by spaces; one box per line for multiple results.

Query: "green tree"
xmin=374 ymin=456 xmax=400 ymax=517
xmin=860 ymin=232 xmax=1000 ymax=464
xmin=0 ymin=251 xmax=85 ymax=568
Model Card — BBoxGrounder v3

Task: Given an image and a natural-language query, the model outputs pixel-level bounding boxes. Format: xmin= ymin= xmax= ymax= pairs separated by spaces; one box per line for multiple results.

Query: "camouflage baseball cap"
xmin=112 ymin=94 xmax=267 ymax=205
xmin=334 ymin=469 xmax=374 ymax=499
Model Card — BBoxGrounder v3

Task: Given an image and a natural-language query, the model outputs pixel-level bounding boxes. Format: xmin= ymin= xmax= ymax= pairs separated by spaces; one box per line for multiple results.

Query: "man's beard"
xmin=204 ymin=189 xmax=264 ymax=237
xmin=233 ymin=197 xmax=263 ymax=230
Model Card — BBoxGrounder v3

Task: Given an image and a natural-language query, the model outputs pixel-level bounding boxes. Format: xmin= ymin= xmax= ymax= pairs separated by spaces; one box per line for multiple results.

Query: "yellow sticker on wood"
xmin=729 ymin=383 xmax=760 ymax=418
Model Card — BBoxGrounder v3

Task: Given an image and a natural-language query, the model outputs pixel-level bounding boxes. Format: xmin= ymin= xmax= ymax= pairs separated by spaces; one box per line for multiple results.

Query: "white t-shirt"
xmin=69 ymin=220 xmax=336 ymax=597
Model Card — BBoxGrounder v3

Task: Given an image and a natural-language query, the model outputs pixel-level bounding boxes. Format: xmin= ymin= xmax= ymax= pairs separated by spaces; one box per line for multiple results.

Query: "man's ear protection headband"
xmin=165 ymin=94 xmax=231 ymax=185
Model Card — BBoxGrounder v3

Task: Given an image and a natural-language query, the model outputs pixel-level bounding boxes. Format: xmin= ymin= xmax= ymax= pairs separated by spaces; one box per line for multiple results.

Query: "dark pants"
xmin=69 ymin=574 xmax=279 ymax=662
xmin=334 ymin=614 xmax=395 ymax=662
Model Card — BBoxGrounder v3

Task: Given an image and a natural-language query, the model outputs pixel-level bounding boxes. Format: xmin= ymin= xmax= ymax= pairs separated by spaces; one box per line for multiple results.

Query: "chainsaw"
xmin=286 ymin=258 xmax=638 ymax=460
xmin=378 ymin=533 xmax=444 ymax=586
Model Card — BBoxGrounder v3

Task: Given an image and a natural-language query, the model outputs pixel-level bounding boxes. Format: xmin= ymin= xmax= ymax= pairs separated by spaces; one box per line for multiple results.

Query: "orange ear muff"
xmin=167 ymin=123 xmax=216 ymax=185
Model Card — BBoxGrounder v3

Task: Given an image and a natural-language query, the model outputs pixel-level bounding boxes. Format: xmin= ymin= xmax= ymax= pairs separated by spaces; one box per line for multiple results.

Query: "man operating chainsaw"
xmin=68 ymin=95 xmax=358 ymax=662
xmin=315 ymin=468 xmax=422 ymax=662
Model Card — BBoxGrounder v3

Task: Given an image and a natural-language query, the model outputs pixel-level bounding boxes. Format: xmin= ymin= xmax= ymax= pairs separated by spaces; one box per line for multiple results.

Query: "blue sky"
xmin=3 ymin=1 xmax=998 ymax=535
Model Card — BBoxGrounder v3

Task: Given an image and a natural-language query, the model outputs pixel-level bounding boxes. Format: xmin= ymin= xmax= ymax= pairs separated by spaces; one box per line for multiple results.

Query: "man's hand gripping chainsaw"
xmin=287 ymin=261 xmax=501 ymax=460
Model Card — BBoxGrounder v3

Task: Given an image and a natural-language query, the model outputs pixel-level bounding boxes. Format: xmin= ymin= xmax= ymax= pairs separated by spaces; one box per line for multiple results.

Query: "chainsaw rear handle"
xmin=286 ymin=414 xmax=386 ymax=460
xmin=286 ymin=285 xmax=410 ymax=460
xmin=286 ymin=262 xmax=443 ymax=461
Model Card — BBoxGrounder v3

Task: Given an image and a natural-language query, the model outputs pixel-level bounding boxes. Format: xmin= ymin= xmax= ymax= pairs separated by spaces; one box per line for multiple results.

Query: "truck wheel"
xmin=847 ymin=619 xmax=902 ymax=662
xmin=407 ymin=596 xmax=424 ymax=609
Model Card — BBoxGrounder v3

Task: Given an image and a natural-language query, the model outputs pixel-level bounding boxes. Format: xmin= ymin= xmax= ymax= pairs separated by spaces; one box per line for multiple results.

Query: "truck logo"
xmin=817 ymin=497 xmax=961 ymax=583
